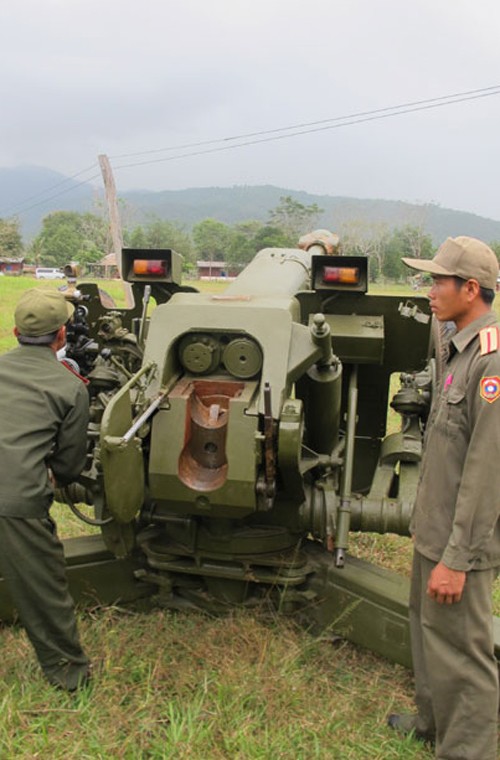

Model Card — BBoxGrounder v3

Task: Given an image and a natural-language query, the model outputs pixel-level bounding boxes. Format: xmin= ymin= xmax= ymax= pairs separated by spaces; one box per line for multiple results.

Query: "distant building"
xmin=196 ymin=260 xmax=239 ymax=280
xmin=0 ymin=257 xmax=24 ymax=275
xmin=87 ymin=253 xmax=119 ymax=279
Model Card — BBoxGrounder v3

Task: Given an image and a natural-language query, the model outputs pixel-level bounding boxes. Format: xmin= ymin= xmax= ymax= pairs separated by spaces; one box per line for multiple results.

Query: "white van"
xmin=35 ymin=267 xmax=65 ymax=280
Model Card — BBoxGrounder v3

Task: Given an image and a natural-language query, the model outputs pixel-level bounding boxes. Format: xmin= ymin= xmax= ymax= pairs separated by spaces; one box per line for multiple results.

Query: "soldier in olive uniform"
xmin=0 ymin=289 xmax=91 ymax=691
xmin=388 ymin=237 xmax=500 ymax=759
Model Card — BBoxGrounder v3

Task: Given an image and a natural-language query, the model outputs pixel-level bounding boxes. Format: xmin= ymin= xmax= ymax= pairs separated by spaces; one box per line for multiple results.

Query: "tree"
xmin=127 ymin=225 xmax=148 ymax=249
xmin=224 ymin=223 xmax=292 ymax=268
xmin=78 ymin=212 xmax=110 ymax=266
xmin=125 ymin=218 xmax=195 ymax=265
xmin=396 ymin=224 xmax=434 ymax=261
xmin=224 ymin=221 xmax=261 ymax=268
xmin=252 ymin=225 xmax=290 ymax=252
xmin=339 ymin=219 xmax=390 ymax=281
xmin=192 ymin=219 xmax=232 ymax=260
xmin=0 ymin=218 xmax=23 ymax=258
xmin=25 ymin=236 xmax=45 ymax=266
xmin=32 ymin=211 xmax=108 ymax=268
xmin=225 ymin=232 xmax=256 ymax=268
xmin=233 ymin=220 xmax=262 ymax=239
xmin=488 ymin=240 xmax=500 ymax=261
xmin=382 ymin=226 xmax=435 ymax=282
xmin=268 ymin=195 xmax=323 ymax=243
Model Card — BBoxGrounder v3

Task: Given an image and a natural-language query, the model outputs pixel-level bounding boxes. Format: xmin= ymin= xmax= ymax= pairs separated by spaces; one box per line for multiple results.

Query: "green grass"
xmin=0 ymin=272 xmax=495 ymax=759
xmin=0 ymin=610 xmax=432 ymax=759
xmin=0 ymin=275 xmax=229 ymax=354
xmin=0 ymin=277 xmax=130 ymax=353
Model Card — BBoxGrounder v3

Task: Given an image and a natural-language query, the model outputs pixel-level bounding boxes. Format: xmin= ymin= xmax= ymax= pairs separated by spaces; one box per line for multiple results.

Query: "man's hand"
xmin=427 ymin=562 xmax=466 ymax=604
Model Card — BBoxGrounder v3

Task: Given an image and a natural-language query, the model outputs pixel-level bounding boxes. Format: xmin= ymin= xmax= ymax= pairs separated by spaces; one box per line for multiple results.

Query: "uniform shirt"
xmin=0 ymin=344 xmax=89 ymax=518
xmin=411 ymin=311 xmax=500 ymax=571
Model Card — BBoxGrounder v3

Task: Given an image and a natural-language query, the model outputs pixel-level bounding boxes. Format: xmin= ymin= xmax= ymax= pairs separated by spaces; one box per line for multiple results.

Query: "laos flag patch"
xmin=480 ymin=376 xmax=500 ymax=403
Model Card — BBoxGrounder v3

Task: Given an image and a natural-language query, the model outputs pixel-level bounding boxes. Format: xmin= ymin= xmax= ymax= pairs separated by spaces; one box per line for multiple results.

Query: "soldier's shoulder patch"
xmin=480 ymin=376 xmax=500 ymax=403
xmin=479 ymin=326 xmax=500 ymax=356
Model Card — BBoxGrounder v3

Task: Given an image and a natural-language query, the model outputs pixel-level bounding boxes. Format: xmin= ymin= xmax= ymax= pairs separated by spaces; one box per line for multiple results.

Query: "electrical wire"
xmin=0 ymin=164 xmax=99 ymax=216
xmin=3 ymin=84 xmax=500 ymax=218
xmin=109 ymin=84 xmax=500 ymax=161
xmin=1 ymin=170 xmax=101 ymax=218
xmin=112 ymin=87 xmax=500 ymax=171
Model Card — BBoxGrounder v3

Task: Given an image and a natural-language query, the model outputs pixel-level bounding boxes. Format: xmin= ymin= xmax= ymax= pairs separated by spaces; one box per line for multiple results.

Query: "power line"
xmin=3 ymin=84 xmax=500 ymax=218
xmin=1 ymin=163 xmax=100 ymax=215
xmin=110 ymin=84 xmax=500 ymax=162
xmin=111 ymin=87 xmax=500 ymax=172
xmin=2 ymin=170 xmax=102 ymax=218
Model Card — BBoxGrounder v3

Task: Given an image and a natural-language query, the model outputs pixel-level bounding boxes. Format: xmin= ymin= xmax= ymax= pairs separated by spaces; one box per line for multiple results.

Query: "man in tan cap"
xmin=388 ymin=237 xmax=500 ymax=759
xmin=0 ymin=288 xmax=91 ymax=690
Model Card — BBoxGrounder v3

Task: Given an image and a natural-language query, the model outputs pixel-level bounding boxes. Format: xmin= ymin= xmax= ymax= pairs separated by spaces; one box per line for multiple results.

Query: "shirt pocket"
xmin=444 ymin=386 xmax=466 ymax=440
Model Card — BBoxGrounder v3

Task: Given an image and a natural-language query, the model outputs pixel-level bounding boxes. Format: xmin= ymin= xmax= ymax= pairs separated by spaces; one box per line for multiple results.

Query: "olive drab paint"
xmin=2 ymin=231 xmax=497 ymax=668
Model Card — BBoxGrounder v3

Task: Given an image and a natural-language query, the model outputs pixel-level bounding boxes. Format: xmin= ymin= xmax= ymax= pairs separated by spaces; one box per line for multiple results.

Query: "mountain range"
xmin=2 ymin=165 xmax=500 ymax=245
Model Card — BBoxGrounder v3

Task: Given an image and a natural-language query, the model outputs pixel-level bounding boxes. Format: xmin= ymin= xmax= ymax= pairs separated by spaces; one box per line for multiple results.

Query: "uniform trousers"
xmin=409 ymin=549 xmax=498 ymax=760
xmin=0 ymin=515 xmax=89 ymax=690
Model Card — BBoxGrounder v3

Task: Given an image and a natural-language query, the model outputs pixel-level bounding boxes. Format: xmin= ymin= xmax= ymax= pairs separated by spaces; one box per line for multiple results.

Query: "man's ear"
xmin=13 ymin=327 xmax=19 ymax=338
xmin=465 ymin=279 xmax=481 ymax=300
xmin=53 ymin=325 xmax=67 ymax=351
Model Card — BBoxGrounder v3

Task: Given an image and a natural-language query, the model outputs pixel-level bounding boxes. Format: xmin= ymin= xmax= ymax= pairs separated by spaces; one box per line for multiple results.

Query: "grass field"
xmin=0 ymin=273 xmax=496 ymax=759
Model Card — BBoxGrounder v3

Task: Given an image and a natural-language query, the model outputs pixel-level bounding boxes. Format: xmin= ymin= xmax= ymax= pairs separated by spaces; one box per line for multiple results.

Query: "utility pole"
xmin=98 ymin=154 xmax=134 ymax=307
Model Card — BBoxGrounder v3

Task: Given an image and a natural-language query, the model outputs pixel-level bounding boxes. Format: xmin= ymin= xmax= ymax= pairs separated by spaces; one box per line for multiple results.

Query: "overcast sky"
xmin=1 ymin=0 xmax=500 ymax=220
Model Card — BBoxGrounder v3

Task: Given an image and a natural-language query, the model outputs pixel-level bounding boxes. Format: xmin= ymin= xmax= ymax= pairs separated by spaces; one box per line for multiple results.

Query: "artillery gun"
xmin=3 ymin=231 xmax=495 ymax=667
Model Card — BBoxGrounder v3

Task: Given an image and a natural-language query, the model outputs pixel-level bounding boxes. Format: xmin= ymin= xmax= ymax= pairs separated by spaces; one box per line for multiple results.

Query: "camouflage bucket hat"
xmin=402 ymin=236 xmax=499 ymax=290
xmin=15 ymin=288 xmax=74 ymax=344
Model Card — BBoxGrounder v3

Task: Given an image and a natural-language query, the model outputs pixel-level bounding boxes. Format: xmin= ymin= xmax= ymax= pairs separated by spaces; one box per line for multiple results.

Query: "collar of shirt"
xmin=449 ymin=311 xmax=498 ymax=356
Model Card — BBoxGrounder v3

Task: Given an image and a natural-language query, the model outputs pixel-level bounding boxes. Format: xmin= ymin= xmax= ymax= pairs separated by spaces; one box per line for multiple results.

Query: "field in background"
xmin=0 ymin=276 xmax=228 ymax=354
xmin=0 ymin=273 xmax=495 ymax=758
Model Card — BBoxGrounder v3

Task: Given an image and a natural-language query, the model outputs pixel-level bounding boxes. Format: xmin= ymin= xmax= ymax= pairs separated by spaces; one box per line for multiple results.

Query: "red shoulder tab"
xmin=62 ymin=359 xmax=89 ymax=385
xmin=479 ymin=326 xmax=499 ymax=356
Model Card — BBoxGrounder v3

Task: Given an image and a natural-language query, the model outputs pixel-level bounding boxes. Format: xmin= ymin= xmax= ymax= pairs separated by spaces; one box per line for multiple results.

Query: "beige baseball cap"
xmin=15 ymin=288 xmax=74 ymax=344
xmin=402 ymin=236 xmax=499 ymax=290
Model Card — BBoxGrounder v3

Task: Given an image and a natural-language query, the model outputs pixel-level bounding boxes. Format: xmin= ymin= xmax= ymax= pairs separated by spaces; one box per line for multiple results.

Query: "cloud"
xmin=0 ymin=0 xmax=500 ymax=219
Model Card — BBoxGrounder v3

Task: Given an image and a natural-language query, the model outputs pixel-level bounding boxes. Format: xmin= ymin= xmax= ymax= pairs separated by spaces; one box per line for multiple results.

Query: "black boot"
xmin=387 ymin=713 xmax=435 ymax=745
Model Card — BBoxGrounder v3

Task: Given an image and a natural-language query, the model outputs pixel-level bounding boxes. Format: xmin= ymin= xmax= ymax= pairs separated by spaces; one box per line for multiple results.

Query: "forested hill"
xmin=123 ymin=186 xmax=500 ymax=244
xmin=2 ymin=166 xmax=500 ymax=243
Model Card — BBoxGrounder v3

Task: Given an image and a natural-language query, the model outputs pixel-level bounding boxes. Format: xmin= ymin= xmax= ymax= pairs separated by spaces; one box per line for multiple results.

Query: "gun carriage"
xmin=4 ymin=231 xmax=494 ymax=667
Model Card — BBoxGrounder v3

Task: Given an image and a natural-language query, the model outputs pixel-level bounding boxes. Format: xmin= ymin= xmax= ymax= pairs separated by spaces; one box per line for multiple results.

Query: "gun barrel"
xmin=224 ymin=248 xmax=312 ymax=297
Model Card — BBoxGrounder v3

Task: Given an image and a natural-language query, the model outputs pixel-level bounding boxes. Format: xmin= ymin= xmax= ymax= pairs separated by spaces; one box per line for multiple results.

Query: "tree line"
xmin=1 ymin=195 xmax=500 ymax=282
